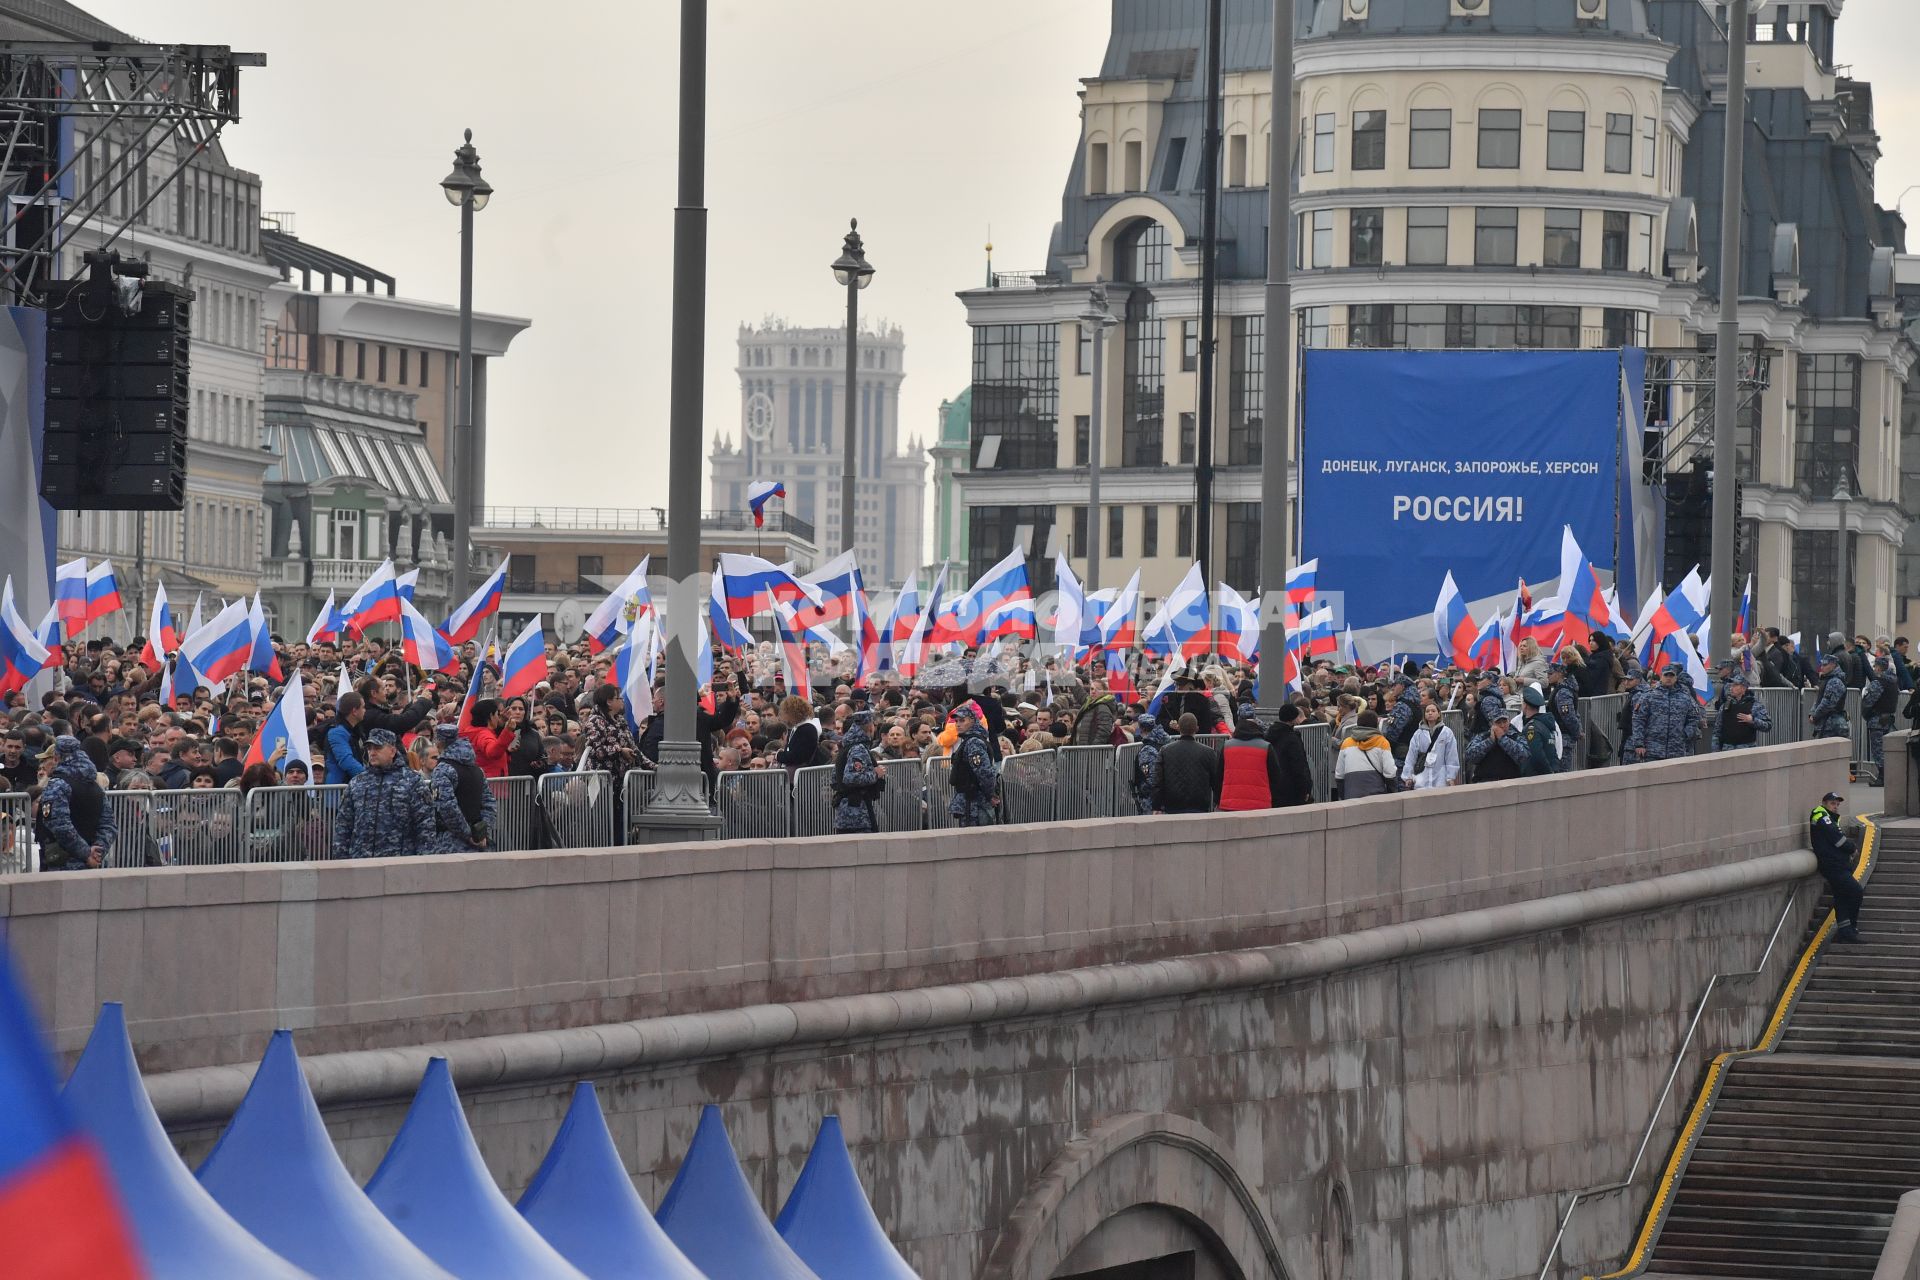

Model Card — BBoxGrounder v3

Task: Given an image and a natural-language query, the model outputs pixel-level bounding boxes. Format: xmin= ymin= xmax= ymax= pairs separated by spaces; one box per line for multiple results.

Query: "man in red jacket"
xmin=460 ymin=698 xmax=519 ymax=779
xmin=1215 ymin=703 xmax=1286 ymax=812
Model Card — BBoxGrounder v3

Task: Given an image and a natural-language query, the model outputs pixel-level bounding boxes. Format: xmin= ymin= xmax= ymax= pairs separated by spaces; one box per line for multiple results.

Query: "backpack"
xmin=1585 ymin=725 xmax=1615 ymax=767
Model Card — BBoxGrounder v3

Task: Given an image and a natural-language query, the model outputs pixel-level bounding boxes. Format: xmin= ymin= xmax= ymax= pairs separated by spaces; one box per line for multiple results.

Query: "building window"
xmin=1074 ymin=415 xmax=1090 ymax=466
xmin=1108 ymin=506 xmax=1125 ymax=559
xmin=1118 ymin=223 xmax=1168 ymax=468
xmin=1123 ymin=139 xmax=1143 ymax=191
xmin=1303 ymin=209 xmax=1334 ymax=268
xmin=1796 ymin=353 xmax=1861 ymax=496
xmin=1636 ymin=214 xmax=1654 ymax=274
xmin=1178 ymin=411 xmax=1196 ymax=463
xmin=1068 ymin=505 xmax=1088 ymax=558
xmin=509 ymin=559 xmax=534 ymax=592
xmin=1547 ymin=110 xmax=1585 ymax=170
xmin=1602 ymin=308 xmax=1648 ymax=347
xmin=1409 ymin=109 xmax=1451 ymax=168
xmin=1474 ymin=207 xmax=1518 ymax=266
xmin=1227 ymin=133 xmax=1248 ymax=187
xmin=1181 ymin=320 xmax=1198 ymax=372
xmin=333 ymin=340 xmax=343 ymax=377
xmin=1477 ymin=108 xmax=1521 ymax=168
xmin=1225 ymin=503 xmax=1260 ymax=593
xmin=1544 ymin=208 xmax=1583 ymax=268
xmin=377 ymin=346 xmax=388 ymax=381
xmin=1605 ymin=113 xmax=1633 ymax=173
xmin=355 ymin=342 xmax=366 ymax=379
xmin=1077 ymin=322 xmax=1094 ymax=375
xmin=1642 ymin=117 xmax=1658 ymax=176
xmin=399 ymin=349 xmax=409 ymax=386
xmin=1159 ymin=136 xmax=1187 ymax=191
xmin=970 ymin=322 xmax=1060 ymax=470
xmin=420 ymin=351 xmax=430 ymax=388
xmin=1298 ymin=305 xmax=1331 ymax=349
xmin=1794 ymin=528 xmax=1850 ymax=641
xmin=1142 ymin=506 xmax=1159 ymax=558
xmin=970 ymin=506 xmax=1055 ymax=583
xmin=1313 ymin=113 xmax=1335 ymax=172
xmin=1228 ymin=314 xmax=1264 ymax=466
xmin=1406 ymin=207 xmax=1449 ymax=265
xmin=1177 ymin=505 xmax=1193 ymax=558
xmin=1087 ymin=141 xmax=1108 ymax=195
xmin=1352 ymin=110 xmax=1386 ymax=170
xmin=1349 ymin=207 xmax=1384 ymax=267
xmin=1601 ymin=210 xmax=1629 ymax=270
xmin=1347 ymin=303 xmax=1581 ymax=350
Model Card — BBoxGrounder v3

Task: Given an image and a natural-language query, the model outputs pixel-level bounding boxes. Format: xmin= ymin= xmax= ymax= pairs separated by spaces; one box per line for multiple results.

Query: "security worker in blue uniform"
xmin=1810 ymin=790 xmax=1862 ymax=942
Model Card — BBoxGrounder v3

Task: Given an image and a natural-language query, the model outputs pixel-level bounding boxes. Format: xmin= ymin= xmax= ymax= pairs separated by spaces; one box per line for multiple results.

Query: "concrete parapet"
xmin=0 ymin=739 xmax=1846 ymax=1073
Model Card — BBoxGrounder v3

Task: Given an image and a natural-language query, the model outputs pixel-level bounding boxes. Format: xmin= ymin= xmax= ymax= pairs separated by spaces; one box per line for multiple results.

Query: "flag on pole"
xmin=246 ymin=593 xmax=283 ymax=680
xmin=53 ymin=558 xmax=87 ymax=630
xmin=613 ymin=620 xmax=654 ymax=737
xmin=1051 ymin=553 xmax=1087 ymax=657
xmin=1141 ymin=562 xmax=1210 ymax=659
xmin=896 ymin=564 xmax=947 ymax=679
xmin=1215 ymin=584 xmax=1260 ymax=663
xmin=1432 ymin=571 xmax=1476 ymax=669
xmin=746 ymin=480 xmax=786 ymax=527
xmin=717 ymin=553 xmax=820 ymax=620
xmin=341 ymin=559 xmax=403 ymax=636
xmin=178 ymin=600 xmax=254 ymax=686
xmin=32 ymin=607 xmax=63 ymax=670
xmin=398 ymin=599 xmax=460 ymax=675
xmin=0 ymin=580 xmax=50 ymax=695
xmin=81 ymin=561 xmax=121 ymax=631
xmin=442 ymin=559 xmax=509 ymax=646
xmin=306 ymin=591 xmax=344 ymax=647
xmin=583 ymin=558 xmax=651 ymax=653
xmin=499 ymin=616 xmax=548 ymax=698
xmin=1099 ymin=571 xmax=1142 ymax=651
xmin=246 ymin=670 xmax=314 ymax=782
xmin=771 ymin=597 xmax=813 ymax=693
xmin=182 ymin=594 xmax=204 ymax=647
xmin=395 ymin=568 xmax=419 ymax=606
xmin=709 ymin=564 xmax=753 ymax=653
xmin=457 ymin=637 xmax=496 ymax=727
xmin=1735 ymin=573 xmax=1752 ymax=638
xmin=1284 ymin=559 xmax=1318 ymax=606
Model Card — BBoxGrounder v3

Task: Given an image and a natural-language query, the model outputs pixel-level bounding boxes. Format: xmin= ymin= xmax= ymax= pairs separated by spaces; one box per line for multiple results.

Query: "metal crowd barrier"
xmin=621 ymin=770 xmax=658 ymax=842
xmin=99 ymin=789 xmax=246 ymax=868
xmin=999 ymin=750 xmax=1055 ymax=825
xmin=877 ymin=758 xmax=926 ymax=832
xmin=1753 ymin=687 xmax=1804 ymax=746
xmin=241 ymin=785 xmax=347 ymax=863
xmin=737 ymin=767 xmax=803 ymax=840
xmin=489 ymin=777 xmax=538 ymax=851
xmin=924 ymin=756 xmax=954 ymax=830
xmin=1576 ymin=694 xmax=1629 ymax=768
xmin=537 ymin=769 xmax=614 ymax=849
xmin=1297 ymin=722 xmax=1333 ymax=803
xmin=0 ymin=792 xmax=30 ymax=875
xmin=1114 ymin=741 xmax=1145 ymax=815
xmin=1055 ymin=745 xmax=1116 ymax=821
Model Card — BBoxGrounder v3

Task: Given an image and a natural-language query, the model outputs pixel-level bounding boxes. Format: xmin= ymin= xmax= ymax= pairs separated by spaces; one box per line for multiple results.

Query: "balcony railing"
xmin=480 ymin=506 xmax=814 ymax=543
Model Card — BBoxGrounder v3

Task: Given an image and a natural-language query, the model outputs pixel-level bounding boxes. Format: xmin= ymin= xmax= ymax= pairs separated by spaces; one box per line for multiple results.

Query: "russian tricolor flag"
xmin=1051 ymin=554 xmax=1089 ymax=657
xmin=896 ymin=564 xmax=947 ymax=679
xmin=341 ymin=559 xmax=403 ymax=637
xmin=1432 ymin=571 xmax=1476 ymax=669
xmin=797 ymin=550 xmax=860 ymax=629
xmin=613 ymin=621 xmax=654 ymax=737
xmin=771 ymin=597 xmax=813 ymax=692
xmin=747 ymin=479 xmax=786 ymax=528
xmin=0 ymin=941 xmax=143 ymax=1277
xmin=583 ymin=558 xmax=651 ymax=654
xmin=499 ymin=616 xmax=548 ymax=699
xmin=82 ymin=562 xmax=121 ymax=631
xmin=0 ymin=580 xmax=50 ymax=696
xmin=137 ymin=583 xmax=177 ymax=674
xmin=1284 ymin=558 xmax=1318 ymax=607
xmin=1141 ymin=562 xmax=1210 ymax=659
xmin=34 ymin=607 xmax=63 ymax=670
xmin=53 ymin=558 xmax=87 ymax=631
xmin=932 ymin=548 xmax=1033 ymax=647
xmin=1468 ymin=612 xmax=1505 ymax=671
xmin=246 ymin=669 xmax=314 ymax=781
xmin=1735 ymin=573 xmax=1752 ymax=638
xmin=1215 ymin=583 xmax=1260 ymax=663
xmin=718 ymin=552 xmax=821 ymax=621
xmin=399 ymin=598 xmax=460 ymax=675
xmin=306 ymin=590 xmax=344 ymax=647
xmin=179 ymin=599 xmax=254 ymax=686
xmin=1099 ymin=571 xmax=1141 ymax=651
xmin=1558 ymin=526 xmax=1610 ymax=644
xmin=246 ymin=593 xmax=282 ymax=681
xmin=443 ymin=558 xmax=509 ymax=646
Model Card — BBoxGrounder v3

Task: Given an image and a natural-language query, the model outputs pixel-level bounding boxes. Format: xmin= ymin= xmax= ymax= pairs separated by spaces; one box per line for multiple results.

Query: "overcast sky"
xmin=88 ymin=1 xmax=1920 ymax=515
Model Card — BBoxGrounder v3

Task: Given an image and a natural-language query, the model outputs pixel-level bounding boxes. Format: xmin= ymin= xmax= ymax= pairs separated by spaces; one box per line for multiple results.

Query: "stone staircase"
xmin=1642 ymin=821 xmax=1920 ymax=1278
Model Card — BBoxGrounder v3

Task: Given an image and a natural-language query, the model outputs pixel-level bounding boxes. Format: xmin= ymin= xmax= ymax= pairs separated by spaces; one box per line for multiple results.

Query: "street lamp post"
xmin=1078 ymin=285 xmax=1117 ymax=594
xmin=1836 ymin=470 xmax=1852 ymax=639
xmin=832 ymin=220 xmax=874 ymax=556
xmin=1258 ymin=0 xmax=1293 ymax=704
xmin=440 ymin=129 xmax=492 ymax=606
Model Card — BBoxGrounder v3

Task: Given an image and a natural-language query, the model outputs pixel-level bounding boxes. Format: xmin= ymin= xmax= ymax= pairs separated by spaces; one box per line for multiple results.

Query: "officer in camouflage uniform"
xmin=1631 ymin=665 xmax=1701 ymax=762
xmin=1807 ymin=652 xmax=1851 ymax=741
xmin=333 ymin=728 xmax=434 ymax=859
xmin=831 ymin=709 xmax=885 ymax=833
xmin=1861 ymin=655 xmax=1901 ymax=780
xmin=428 ymin=722 xmax=497 ymax=854
xmin=946 ymin=701 xmax=1001 ymax=828
xmin=1546 ymin=663 xmax=1583 ymax=771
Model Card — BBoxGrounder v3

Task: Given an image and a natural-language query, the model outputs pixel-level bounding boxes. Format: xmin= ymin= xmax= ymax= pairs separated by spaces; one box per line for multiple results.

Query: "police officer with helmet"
xmin=1810 ymin=790 xmax=1863 ymax=943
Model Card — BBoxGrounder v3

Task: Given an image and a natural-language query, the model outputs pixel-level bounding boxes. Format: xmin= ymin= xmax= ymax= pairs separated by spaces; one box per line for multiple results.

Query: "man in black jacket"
xmin=1810 ymin=791 xmax=1861 ymax=942
xmin=638 ymin=672 xmax=743 ymax=790
xmin=1154 ymin=713 xmax=1222 ymax=814
xmin=1264 ymin=705 xmax=1316 ymax=806
xmin=351 ymin=675 xmax=433 ymax=758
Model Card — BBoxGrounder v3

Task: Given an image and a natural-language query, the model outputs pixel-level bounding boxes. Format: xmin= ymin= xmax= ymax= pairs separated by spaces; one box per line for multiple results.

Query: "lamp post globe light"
xmin=1077 ymin=284 xmax=1117 ymax=594
xmin=832 ymin=219 xmax=874 ymax=556
xmin=441 ymin=129 xmax=491 ymax=604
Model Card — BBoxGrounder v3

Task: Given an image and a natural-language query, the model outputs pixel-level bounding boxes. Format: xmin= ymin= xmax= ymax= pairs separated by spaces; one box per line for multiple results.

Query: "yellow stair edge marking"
xmin=1585 ymin=813 xmax=1879 ymax=1280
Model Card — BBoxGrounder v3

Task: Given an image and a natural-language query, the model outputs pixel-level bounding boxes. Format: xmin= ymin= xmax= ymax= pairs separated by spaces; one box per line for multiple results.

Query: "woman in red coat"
xmin=460 ymin=698 xmax=519 ymax=779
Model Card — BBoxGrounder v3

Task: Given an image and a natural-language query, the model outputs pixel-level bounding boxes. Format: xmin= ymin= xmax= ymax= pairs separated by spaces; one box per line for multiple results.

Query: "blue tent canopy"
xmin=655 ymin=1105 xmax=820 ymax=1280
xmin=62 ymin=1003 xmax=309 ymax=1280
xmin=517 ymin=1082 xmax=707 ymax=1280
xmin=194 ymin=1030 xmax=449 ymax=1280
xmin=776 ymin=1116 xmax=919 ymax=1280
xmin=365 ymin=1058 xmax=586 ymax=1280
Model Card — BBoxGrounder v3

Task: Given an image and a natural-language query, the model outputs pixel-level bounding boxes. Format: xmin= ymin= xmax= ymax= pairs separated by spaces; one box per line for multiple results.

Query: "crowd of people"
xmin=0 ymin=618 xmax=1905 ymax=869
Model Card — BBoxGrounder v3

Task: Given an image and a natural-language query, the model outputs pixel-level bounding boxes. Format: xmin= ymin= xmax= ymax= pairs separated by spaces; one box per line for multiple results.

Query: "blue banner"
xmin=1301 ymin=349 xmax=1624 ymax=640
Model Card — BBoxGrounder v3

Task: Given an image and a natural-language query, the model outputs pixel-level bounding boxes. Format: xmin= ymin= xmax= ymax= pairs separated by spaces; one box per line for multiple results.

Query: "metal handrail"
xmin=1535 ymin=884 xmax=1803 ymax=1279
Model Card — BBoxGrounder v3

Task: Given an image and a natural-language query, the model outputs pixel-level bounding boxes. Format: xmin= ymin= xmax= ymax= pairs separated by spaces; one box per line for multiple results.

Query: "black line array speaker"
xmin=1662 ymin=462 xmax=1745 ymax=590
xmin=39 ymin=268 xmax=193 ymax=510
